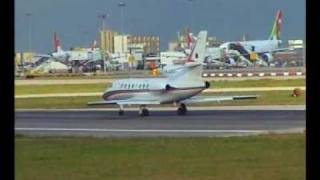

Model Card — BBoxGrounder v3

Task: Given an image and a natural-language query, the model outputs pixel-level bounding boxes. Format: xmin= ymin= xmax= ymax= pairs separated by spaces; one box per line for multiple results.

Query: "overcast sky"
xmin=15 ymin=0 xmax=305 ymax=53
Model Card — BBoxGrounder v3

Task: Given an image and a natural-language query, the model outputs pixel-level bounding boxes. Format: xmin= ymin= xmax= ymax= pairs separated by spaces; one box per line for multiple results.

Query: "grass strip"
xmin=15 ymin=90 xmax=305 ymax=109
xmin=15 ymin=134 xmax=305 ymax=180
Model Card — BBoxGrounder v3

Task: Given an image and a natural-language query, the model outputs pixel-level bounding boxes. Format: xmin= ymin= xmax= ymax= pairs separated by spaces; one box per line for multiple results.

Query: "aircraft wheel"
xmin=181 ymin=103 xmax=187 ymax=112
xmin=177 ymin=103 xmax=187 ymax=115
xmin=118 ymin=110 xmax=124 ymax=116
xmin=141 ymin=109 xmax=149 ymax=116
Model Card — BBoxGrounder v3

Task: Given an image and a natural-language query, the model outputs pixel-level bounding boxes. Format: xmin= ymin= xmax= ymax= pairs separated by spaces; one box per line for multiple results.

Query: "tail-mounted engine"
xmin=165 ymin=84 xmax=175 ymax=91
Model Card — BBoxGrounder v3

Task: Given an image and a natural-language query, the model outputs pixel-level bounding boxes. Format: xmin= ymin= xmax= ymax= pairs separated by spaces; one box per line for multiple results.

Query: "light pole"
xmin=98 ymin=13 xmax=110 ymax=31
xmin=118 ymin=2 xmax=126 ymax=53
xmin=187 ymin=0 xmax=194 ymax=31
xmin=98 ymin=13 xmax=106 ymax=31
xmin=118 ymin=2 xmax=125 ymax=35
xmin=25 ymin=13 xmax=32 ymax=52
xmin=97 ymin=13 xmax=107 ymax=60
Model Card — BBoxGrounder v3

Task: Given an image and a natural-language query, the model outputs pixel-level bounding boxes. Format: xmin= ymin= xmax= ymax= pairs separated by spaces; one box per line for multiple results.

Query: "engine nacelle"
xmin=165 ymin=84 xmax=175 ymax=91
xmin=261 ymin=53 xmax=273 ymax=63
xmin=205 ymin=81 xmax=210 ymax=89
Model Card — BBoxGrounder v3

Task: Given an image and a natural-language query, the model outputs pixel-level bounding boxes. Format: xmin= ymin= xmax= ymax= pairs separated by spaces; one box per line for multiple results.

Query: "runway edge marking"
xmin=15 ymin=128 xmax=305 ymax=134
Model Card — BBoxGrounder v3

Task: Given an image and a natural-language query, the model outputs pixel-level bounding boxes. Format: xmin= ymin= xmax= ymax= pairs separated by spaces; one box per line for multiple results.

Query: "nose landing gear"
xmin=118 ymin=105 xmax=124 ymax=116
xmin=177 ymin=103 xmax=187 ymax=115
xmin=139 ymin=105 xmax=149 ymax=116
xmin=118 ymin=110 xmax=124 ymax=116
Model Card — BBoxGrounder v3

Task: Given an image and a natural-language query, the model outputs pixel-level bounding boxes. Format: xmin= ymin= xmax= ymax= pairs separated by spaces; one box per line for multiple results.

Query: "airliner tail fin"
xmin=268 ymin=10 xmax=282 ymax=40
xmin=53 ymin=32 xmax=62 ymax=52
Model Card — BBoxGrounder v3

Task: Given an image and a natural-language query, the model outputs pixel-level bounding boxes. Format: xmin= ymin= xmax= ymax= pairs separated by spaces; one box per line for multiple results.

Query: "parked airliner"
xmin=219 ymin=10 xmax=290 ymax=65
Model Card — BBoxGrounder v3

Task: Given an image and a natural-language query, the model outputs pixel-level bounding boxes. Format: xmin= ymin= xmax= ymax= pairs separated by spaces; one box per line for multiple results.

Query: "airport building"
xmin=15 ymin=52 xmax=35 ymax=64
xmin=273 ymin=47 xmax=304 ymax=67
xmin=207 ymin=36 xmax=223 ymax=47
xmin=288 ymin=40 xmax=304 ymax=49
xmin=128 ymin=35 xmax=160 ymax=54
xmin=113 ymin=35 xmax=160 ymax=55
xmin=168 ymin=41 xmax=183 ymax=51
xmin=100 ymin=30 xmax=118 ymax=53
xmin=114 ymin=35 xmax=129 ymax=54
xmin=168 ymin=27 xmax=222 ymax=50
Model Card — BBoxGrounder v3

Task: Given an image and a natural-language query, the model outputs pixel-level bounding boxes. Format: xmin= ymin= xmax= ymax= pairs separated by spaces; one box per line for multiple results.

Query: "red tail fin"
xmin=186 ymin=37 xmax=198 ymax=62
xmin=53 ymin=32 xmax=60 ymax=52
xmin=187 ymin=33 xmax=193 ymax=49
xmin=269 ymin=10 xmax=282 ymax=40
xmin=276 ymin=10 xmax=282 ymax=37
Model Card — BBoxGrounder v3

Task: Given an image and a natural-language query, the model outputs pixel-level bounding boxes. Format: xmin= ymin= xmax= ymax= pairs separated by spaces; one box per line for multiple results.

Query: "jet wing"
xmin=87 ymin=99 xmax=161 ymax=106
xmin=259 ymin=47 xmax=293 ymax=53
xmin=226 ymin=47 xmax=294 ymax=58
xmin=33 ymin=54 xmax=65 ymax=61
xmin=181 ymin=95 xmax=258 ymax=104
xmin=33 ymin=54 xmax=52 ymax=58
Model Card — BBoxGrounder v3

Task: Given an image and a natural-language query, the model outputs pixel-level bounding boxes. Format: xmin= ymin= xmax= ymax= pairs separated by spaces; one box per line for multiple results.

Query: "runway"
xmin=15 ymin=106 xmax=305 ymax=137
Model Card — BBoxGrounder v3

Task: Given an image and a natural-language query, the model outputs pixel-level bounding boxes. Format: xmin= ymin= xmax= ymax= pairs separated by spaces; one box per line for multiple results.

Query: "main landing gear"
xmin=177 ymin=103 xmax=187 ymax=115
xmin=139 ymin=105 xmax=149 ymax=116
xmin=117 ymin=104 xmax=187 ymax=116
xmin=118 ymin=105 xmax=124 ymax=116
xmin=117 ymin=105 xmax=150 ymax=116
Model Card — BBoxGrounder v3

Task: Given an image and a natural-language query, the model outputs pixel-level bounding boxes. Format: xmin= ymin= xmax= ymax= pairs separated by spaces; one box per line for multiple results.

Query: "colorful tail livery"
xmin=186 ymin=31 xmax=207 ymax=63
xmin=268 ymin=10 xmax=282 ymax=40
xmin=53 ymin=32 xmax=62 ymax=52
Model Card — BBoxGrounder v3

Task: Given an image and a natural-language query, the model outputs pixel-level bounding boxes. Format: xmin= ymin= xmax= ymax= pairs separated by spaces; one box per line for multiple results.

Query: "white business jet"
xmin=88 ymin=31 xmax=257 ymax=116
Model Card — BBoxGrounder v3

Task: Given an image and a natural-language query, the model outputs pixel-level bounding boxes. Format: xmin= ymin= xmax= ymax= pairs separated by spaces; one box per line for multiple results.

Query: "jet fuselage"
xmin=102 ymin=78 xmax=206 ymax=104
